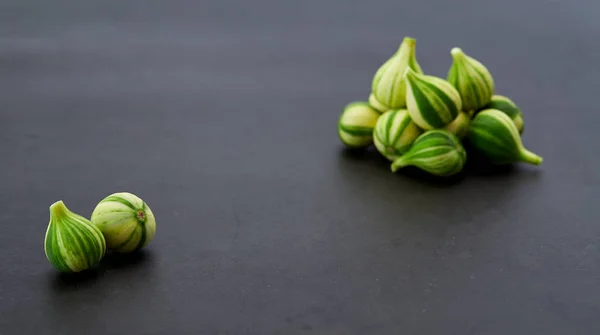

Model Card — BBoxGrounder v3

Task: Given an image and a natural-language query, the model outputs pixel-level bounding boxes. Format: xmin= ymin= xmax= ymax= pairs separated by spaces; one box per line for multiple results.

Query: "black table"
xmin=2 ymin=0 xmax=599 ymax=334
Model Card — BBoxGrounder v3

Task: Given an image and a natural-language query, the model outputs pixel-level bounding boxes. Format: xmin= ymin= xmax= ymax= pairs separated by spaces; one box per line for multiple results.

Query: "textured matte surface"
xmin=1 ymin=0 xmax=600 ymax=334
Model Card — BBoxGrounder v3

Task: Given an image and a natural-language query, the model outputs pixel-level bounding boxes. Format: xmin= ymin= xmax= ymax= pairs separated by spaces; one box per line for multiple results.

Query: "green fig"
xmin=468 ymin=109 xmax=542 ymax=165
xmin=44 ymin=201 xmax=106 ymax=272
xmin=482 ymin=95 xmax=524 ymax=133
xmin=391 ymin=130 xmax=466 ymax=176
xmin=337 ymin=101 xmax=380 ymax=148
xmin=447 ymin=47 xmax=495 ymax=112
xmin=371 ymin=37 xmax=423 ymax=110
xmin=404 ymin=67 xmax=462 ymax=130
xmin=373 ymin=109 xmax=423 ymax=161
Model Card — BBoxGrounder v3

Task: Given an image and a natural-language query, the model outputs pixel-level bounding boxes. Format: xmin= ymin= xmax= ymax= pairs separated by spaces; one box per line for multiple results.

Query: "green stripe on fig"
xmin=137 ymin=224 xmax=147 ymax=251
xmin=418 ymin=79 xmax=459 ymax=124
xmin=408 ymin=78 xmax=444 ymax=128
xmin=338 ymin=125 xmax=374 ymax=137
xmin=100 ymin=195 xmax=137 ymax=211
xmin=391 ymin=112 xmax=413 ymax=145
xmin=485 ymin=97 xmax=518 ymax=118
xmin=383 ymin=110 xmax=395 ymax=143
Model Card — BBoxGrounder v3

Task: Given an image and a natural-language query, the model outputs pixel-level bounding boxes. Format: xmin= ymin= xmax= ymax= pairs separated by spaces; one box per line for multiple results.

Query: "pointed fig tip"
xmin=49 ymin=200 xmax=70 ymax=219
xmin=403 ymin=36 xmax=417 ymax=44
xmin=451 ymin=47 xmax=464 ymax=58
xmin=391 ymin=158 xmax=406 ymax=173
xmin=50 ymin=200 xmax=66 ymax=209
xmin=521 ymin=149 xmax=543 ymax=166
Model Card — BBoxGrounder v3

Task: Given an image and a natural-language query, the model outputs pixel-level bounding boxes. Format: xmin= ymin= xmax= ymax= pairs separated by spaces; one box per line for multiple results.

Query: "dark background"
xmin=1 ymin=0 xmax=599 ymax=334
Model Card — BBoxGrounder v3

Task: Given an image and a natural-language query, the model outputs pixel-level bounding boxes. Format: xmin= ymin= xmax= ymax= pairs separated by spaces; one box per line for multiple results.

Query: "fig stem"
xmin=521 ymin=149 xmax=543 ymax=165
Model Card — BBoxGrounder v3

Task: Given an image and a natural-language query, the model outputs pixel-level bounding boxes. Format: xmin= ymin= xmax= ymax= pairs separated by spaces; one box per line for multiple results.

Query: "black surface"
xmin=1 ymin=0 xmax=599 ymax=334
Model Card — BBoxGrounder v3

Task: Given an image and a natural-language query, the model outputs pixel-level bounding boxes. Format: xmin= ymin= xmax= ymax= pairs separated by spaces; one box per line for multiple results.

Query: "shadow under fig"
xmin=395 ymin=165 xmax=467 ymax=186
xmin=98 ymin=249 xmax=151 ymax=271
xmin=464 ymin=155 xmax=516 ymax=176
xmin=339 ymin=146 xmax=467 ymax=186
xmin=461 ymin=142 xmax=520 ymax=177
xmin=339 ymin=146 xmax=388 ymax=168
xmin=338 ymin=141 xmax=536 ymax=183
xmin=50 ymin=250 xmax=152 ymax=291
xmin=51 ymin=268 xmax=101 ymax=290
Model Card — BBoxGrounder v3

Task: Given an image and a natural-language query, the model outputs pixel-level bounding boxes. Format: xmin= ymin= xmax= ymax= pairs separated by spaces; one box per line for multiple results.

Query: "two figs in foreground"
xmin=44 ymin=192 xmax=156 ymax=273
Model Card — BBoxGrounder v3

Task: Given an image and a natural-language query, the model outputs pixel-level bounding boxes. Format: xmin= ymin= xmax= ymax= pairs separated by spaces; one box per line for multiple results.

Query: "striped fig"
xmin=391 ymin=130 xmax=466 ymax=176
xmin=91 ymin=192 xmax=157 ymax=253
xmin=468 ymin=109 xmax=541 ymax=165
xmin=447 ymin=47 xmax=495 ymax=112
xmin=371 ymin=37 xmax=423 ymax=110
xmin=404 ymin=68 xmax=462 ymax=130
xmin=44 ymin=200 xmax=106 ymax=272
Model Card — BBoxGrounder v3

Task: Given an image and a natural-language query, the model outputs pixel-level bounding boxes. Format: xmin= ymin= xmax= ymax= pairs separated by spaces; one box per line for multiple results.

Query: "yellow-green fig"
xmin=443 ymin=111 xmax=470 ymax=139
xmin=371 ymin=37 xmax=423 ymax=110
xmin=404 ymin=68 xmax=462 ymax=130
xmin=373 ymin=109 xmax=423 ymax=161
xmin=447 ymin=47 xmax=495 ymax=112
xmin=91 ymin=192 xmax=157 ymax=253
xmin=368 ymin=93 xmax=388 ymax=113
xmin=337 ymin=101 xmax=380 ymax=148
